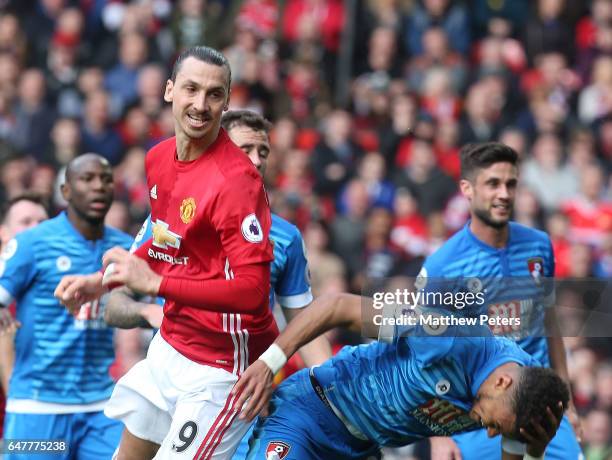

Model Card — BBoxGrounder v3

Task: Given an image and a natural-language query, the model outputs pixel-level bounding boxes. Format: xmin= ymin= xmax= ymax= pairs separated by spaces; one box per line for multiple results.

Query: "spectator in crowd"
xmin=579 ymin=55 xmax=612 ymax=124
xmin=561 ymin=165 xmax=612 ymax=247
xmin=522 ymin=133 xmax=579 ymax=211
xmin=405 ymin=0 xmax=470 ymax=56
xmin=9 ymin=68 xmax=56 ymax=160
xmin=312 ymin=110 xmax=363 ymax=197
xmin=104 ymin=31 xmax=148 ymax=113
xmin=46 ymin=117 xmax=80 ymax=167
xmin=582 ymin=409 xmax=611 ymax=460
xmin=80 ymin=89 xmax=123 ymax=165
xmin=407 ymin=26 xmax=467 ymax=95
xmin=524 ymin=0 xmax=574 ymax=64
xmin=393 ymin=137 xmax=456 ymax=216
xmin=303 ymin=219 xmax=346 ymax=297
xmin=331 ymin=178 xmax=369 ymax=281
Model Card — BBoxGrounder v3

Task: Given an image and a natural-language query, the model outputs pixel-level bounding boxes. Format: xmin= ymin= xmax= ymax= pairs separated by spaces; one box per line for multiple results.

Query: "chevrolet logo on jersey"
xmin=152 ymin=219 xmax=181 ymax=249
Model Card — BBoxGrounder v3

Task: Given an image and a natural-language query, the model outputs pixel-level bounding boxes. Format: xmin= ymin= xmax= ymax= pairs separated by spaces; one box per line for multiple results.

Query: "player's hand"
xmin=102 ymin=247 xmax=162 ymax=297
xmin=55 ymin=272 xmax=105 ymax=314
xmin=430 ymin=436 xmax=463 ymax=459
xmin=520 ymin=402 xmax=564 ymax=458
xmin=141 ymin=304 xmax=163 ymax=329
xmin=231 ymin=360 xmax=274 ymax=422
xmin=566 ymin=402 xmax=583 ymax=443
xmin=0 ymin=308 xmax=20 ymax=335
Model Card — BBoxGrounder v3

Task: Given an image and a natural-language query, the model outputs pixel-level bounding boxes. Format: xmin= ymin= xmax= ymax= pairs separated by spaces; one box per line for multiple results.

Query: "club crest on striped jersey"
xmin=527 ymin=257 xmax=544 ymax=285
xmin=180 ymin=197 xmax=196 ymax=224
xmin=56 ymin=255 xmax=72 ymax=272
xmin=266 ymin=441 xmax=291 ymax=459
xmin=241 ymin=214 xmax=263 ymax=243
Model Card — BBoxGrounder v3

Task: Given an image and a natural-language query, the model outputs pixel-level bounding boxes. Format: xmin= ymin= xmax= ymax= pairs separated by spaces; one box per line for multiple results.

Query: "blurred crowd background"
xmin=0 ymin=0 xmax=610 ymax=458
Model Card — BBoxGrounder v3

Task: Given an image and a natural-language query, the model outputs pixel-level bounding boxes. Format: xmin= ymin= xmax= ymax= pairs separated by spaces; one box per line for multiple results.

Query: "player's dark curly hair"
xmin=511 ymin=367 xmax=570 ymax=442
xmin=221 ymin=110 xmax=272 ymax=134
xmin=170 ymin=46 xmax=231 ymax=88
xmin=460 ymin=142 xmax=519 ymax=180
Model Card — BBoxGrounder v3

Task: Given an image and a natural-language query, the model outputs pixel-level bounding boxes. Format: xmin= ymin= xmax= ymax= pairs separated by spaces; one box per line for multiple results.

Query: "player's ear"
xmin=459 ymin=179 xmax=473 ymax=200
xmin=60 ymin=182 xmax=71 ymax=202
xmin=164 ymin=79 xmax=174 ymax=103
xmin=495 ymin=373 xmax=513 ymax=392
xmin=224 ymin=89 xmax=231 ymax=111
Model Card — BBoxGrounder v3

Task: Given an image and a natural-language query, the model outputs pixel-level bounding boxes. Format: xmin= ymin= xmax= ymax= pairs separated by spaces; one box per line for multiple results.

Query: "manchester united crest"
xmin=180 ymin=198 xmax=196 ymax=224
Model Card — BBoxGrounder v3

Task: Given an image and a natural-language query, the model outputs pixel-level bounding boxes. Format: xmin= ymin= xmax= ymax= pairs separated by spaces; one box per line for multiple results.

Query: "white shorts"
xmin=105 ymin=333 xmax=252 ymax=459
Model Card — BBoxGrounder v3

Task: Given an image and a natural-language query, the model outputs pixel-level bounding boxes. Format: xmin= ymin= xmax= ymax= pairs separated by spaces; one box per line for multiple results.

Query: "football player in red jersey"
xmin=55 ymin=47 xmax=277 ymax=459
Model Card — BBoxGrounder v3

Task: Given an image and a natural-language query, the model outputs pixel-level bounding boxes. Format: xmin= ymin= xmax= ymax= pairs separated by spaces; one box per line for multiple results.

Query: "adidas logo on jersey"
xmin=150 ymin=185 xmax=157 ymax=199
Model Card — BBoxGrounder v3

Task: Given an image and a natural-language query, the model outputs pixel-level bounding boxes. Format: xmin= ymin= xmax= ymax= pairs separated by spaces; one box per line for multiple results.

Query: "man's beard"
xmin=473 ymin=207 xmax=509 ymax=229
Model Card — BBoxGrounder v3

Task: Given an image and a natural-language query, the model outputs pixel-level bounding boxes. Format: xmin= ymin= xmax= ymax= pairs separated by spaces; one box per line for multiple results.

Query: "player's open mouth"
xmin=187 ymin=113 xmax=208 ymax=128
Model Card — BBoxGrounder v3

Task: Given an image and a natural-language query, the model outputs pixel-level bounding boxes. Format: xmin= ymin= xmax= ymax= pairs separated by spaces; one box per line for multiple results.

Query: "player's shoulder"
xmin=103 ymin=226 xmax=134 ymax=248
xmin=423 ymin=226 xmax=471 ymax=274
xmin=145 ymin=137 xmax=175 ymax=163
xmin=211 ymin=129 xmax=261 ymax=182
xmin=271 ymin=214 xmax=302 ymax=246
xmin=509 ymin=221 xmax=551 ymax=245
xmin=24 ymin=214 xmax=69 ymax=240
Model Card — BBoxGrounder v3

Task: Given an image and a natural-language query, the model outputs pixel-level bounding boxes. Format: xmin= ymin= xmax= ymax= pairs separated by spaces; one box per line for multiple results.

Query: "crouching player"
xmin=234 ymin=294 xmax=569 ymax=460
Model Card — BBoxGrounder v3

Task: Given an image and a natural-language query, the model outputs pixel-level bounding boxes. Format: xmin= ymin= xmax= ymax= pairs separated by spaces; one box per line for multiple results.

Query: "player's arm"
xmin=276 ymin=293 xmax=363 ymax=359
xmin=545 ymin=308 xmax=581 ymax=441
xmin=104 ymin=286 xmax=162 ymax=329
xmin=277 ymin=229 xmax=332 ymax=366
xmin=0 ymin=334 xmax=14 ymax=392
xmin=0 ymin=236 xmax=35 ymax=332
xmin=55 ymin=271 xmax=107 ymax=312
xmin=281 ymin=306 xmax=332 ymax=367
xmin=233 ymin=292 xmax=363 ymax=420
xmin=543 ymin=240 xmax=582 ymax=441
xmin=101 ymin=246 xmax=270 ymax=313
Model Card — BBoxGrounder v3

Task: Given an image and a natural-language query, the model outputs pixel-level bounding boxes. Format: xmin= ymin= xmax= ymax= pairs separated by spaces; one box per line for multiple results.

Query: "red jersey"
xmin=137 ymin=130 xmax=278 ymax=374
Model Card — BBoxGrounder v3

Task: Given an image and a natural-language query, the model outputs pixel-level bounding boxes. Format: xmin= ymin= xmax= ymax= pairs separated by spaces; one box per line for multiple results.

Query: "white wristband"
xmin=258 ymin=343 xmax=287 ymax=375
xmin=502 ymin=437 xmax=526 ymax=455
xmin=524 ymin=453 xmax=544 ymax=460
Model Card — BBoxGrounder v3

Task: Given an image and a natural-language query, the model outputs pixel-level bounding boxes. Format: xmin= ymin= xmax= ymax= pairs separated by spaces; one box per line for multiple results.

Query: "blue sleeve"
xmin=275 ymin=231 xmax=313 ymax=309
xmin=543 ymin=237 xmax=556 ymax=307
xmin=0 ymin=234 xmax=37 ymax=306
xmin=130 ymin=215 xmax=152 ymax=253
